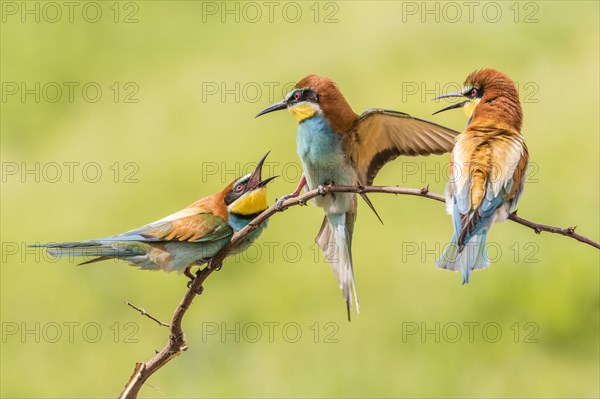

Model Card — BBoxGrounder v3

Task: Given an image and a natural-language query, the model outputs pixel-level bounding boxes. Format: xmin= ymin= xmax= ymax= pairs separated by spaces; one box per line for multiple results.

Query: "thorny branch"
xmin=119 ymin=184 xmax=599 ymax=398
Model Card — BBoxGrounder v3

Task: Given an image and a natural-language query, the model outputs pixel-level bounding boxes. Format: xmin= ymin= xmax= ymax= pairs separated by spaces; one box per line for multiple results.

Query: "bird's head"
xmin=224 ymin=152 xmax=277 ymax=217
xmin=433 ymin=69 xmax=522 ymax=132
xmin=256 ymin=74 xmax=357 ymax=132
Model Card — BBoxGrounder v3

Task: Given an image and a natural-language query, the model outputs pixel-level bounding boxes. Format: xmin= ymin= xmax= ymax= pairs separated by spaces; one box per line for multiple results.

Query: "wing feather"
xmin=101 ymin=191 xmax=233 ymax=244
xmin=349 ymin=109 xmax=459 ymax=185
xmin=121 ymin=211 xmax=231 ymax=243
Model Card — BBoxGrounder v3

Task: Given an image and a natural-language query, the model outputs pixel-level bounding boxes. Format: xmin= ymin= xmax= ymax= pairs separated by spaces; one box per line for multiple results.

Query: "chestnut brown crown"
xmin=294 ymin=74 xmax=358 ymax=132
xmin=465 ymin=68 xmax=523 ymax=133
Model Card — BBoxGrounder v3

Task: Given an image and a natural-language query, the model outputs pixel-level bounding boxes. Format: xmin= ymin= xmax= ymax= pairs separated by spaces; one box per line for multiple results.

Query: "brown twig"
xmin=119 ymin=264 xmax=217 ymax=398
xmin=124 ymin=301 xmax=170 ymax=328
xmin=119 ymin=184 xmax=599 ymax=398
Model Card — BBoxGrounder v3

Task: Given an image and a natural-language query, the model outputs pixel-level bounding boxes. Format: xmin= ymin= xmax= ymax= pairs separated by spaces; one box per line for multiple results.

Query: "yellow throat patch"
xmin=464 ymin=98 xmax=481 ymax=119
xmin=228 ymin=187 xmax=268 ymax=215
xmin=289 ymin=103 xmax=317 ymax=123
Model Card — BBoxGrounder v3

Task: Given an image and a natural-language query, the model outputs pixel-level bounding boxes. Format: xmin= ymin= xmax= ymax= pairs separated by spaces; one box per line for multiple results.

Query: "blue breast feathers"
xmin=296 ymin=115 xmax=353 ymax=188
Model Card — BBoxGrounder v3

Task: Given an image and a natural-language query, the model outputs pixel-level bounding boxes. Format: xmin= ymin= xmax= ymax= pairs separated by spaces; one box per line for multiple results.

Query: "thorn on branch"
xmin=420 ymin=185 xmax=430 ymax=195
xmin=567 ymin=226 xmax=577 ymax=235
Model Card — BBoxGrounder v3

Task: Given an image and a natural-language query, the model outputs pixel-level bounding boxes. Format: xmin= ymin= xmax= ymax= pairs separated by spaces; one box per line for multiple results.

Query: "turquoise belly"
xmin=296 ymin=115 xmax=356 ymax=214
xmin=297 ymin=115 xmax=354 ymax=188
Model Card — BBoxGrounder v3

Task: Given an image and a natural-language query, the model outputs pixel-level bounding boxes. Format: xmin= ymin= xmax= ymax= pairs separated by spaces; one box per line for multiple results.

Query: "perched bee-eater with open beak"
xmin=256 ymin=75 xmax=459 ymax=317
xmin=33 ymin=153 xmax=277 ymax=278
xmin=433 ymin=69 xmax=529 ymax=283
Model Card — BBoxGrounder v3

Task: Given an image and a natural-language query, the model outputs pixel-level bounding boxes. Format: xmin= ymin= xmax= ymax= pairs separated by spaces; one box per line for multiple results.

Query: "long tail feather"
xmin=437 ymin=231 xmax=490 ymax=283
xmin=33 ymin=241 xmax=142 ymax=264
xmin=316 ymin=214 xmax=359 ymax=318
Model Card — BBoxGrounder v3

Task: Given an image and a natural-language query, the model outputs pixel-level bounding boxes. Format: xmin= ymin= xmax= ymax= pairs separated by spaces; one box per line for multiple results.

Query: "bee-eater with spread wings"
xmin=256 ymin=75 xmax=459 ymax=317
xmin=433 ymin=69 xmax=529 ymax=283
xmin=33 ymin=153 xmax=277 ymax=277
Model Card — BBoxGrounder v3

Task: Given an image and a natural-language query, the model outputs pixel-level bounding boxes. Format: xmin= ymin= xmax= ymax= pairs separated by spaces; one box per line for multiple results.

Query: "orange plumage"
xmin=436 ymin=69 xmax=529 ymax=283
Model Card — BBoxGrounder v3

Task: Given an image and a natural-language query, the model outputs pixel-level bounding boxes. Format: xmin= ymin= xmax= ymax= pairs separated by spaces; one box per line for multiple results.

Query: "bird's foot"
xmin=317 ymin=184 xmax=332 ymax=195
xmin=186 ymin=280 xmax=204 ymax=295
xmin=275 ymin=193 xmax=298 ymax=211
xmin=187 ymin=269 xmax=205 ymax=294
xmin=184 ymin=265 xmax=195 ymax=281
xmin=184 ymin=259 xmax=207 ymax=281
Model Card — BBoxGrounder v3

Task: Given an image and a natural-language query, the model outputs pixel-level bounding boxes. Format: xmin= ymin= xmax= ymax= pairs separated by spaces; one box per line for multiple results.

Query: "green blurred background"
xmin=1 ymin=1 xmax=598 ymax=397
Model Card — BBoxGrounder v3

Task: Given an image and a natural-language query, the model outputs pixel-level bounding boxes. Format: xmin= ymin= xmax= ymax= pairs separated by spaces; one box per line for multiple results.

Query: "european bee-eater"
xmin=256 ymin=75 xmax=459 ymax=317
xmin=433 ymin=69 xmax=529 ymax=283
xmin=33 ymin=153 xmax=277 ymax=277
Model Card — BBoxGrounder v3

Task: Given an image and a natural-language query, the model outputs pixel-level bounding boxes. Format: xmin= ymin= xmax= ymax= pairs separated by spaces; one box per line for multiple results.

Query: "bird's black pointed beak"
xmin=248 ymin=151 xmax=278 ymax=189
xmin=256 ymin=175 xmax=278 ymax=188
xmin=255 ymin=99 xmax=287 ymax=118
xmin=432 ymin=91 xmax=469 ymax=116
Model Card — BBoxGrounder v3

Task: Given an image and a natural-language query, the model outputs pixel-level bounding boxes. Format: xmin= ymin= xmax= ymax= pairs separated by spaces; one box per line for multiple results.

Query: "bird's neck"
xmin=297 ymin=113 xmax=338 ymax=140
xmin=291 ymin=103 xmax=319 ymax=123
xmin=470 ymin=92 xmax=522 ymax=134
xmin=291 ymin=101 xmax=357 ymax=133
xmin=227 ymin=211 xmax=261 ymax=232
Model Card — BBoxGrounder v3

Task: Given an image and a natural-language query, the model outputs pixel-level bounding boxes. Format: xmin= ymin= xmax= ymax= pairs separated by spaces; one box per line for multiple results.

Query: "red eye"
xmin=471 ymin=88 xmax=478 ymax=97
xmin=235 ymin=184 xmax=244 ymax=192
xmin=294 ymin=92 xmax=302 ymax=101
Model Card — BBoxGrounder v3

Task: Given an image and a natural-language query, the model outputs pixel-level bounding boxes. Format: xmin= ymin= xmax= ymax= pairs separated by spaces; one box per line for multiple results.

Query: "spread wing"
xmin=104 ymin=206 xmax=233 ymax=244
xmin=348 ymin=109 xmax=459 ymax=185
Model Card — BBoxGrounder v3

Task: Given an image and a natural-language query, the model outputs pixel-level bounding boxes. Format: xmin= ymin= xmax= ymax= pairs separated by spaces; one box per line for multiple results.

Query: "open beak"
xmin=432 ymin=91 xmax=469 ymax=115
xmin=248 ymin=151 xmax=278 ymax=189
xmin=255 ymin=99 xmax=287 ymax=118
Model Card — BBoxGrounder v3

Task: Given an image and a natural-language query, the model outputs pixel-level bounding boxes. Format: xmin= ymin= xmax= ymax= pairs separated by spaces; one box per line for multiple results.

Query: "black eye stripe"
xmin=465 ymin=87 xmax=482 ymax=98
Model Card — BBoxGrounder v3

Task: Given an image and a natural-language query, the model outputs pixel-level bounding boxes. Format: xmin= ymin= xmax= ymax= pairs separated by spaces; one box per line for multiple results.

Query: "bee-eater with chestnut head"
xmin=33 ymin=153 xmax=277 ymax=277
xmin=256 ymin=75 xmax=459 ymax=317
xmin=433 ymin=69 xmax=529 ymax=283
